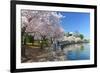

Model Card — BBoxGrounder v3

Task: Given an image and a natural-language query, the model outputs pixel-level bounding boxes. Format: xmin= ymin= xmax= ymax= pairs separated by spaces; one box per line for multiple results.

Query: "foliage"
xmin=21 ymin=10 xmax=65 ymax=49
xmin=79 ymin=34 xmax=84 ymax=40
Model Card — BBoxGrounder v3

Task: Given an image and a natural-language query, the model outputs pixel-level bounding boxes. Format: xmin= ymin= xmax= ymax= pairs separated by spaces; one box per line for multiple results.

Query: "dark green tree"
xmin=79 ymin=34 xmax=84 ymax=40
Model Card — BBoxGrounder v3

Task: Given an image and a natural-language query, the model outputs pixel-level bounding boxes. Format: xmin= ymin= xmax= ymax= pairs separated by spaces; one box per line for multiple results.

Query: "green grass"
xmin=26 ymin=40 xmax=50 ymax=47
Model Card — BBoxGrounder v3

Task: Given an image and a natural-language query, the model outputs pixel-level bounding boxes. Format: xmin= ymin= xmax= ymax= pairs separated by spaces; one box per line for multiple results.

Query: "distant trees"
xmin=79 ymin=34 xmax=84 ymax=40
xmin=64 ymin=31 xmax=85 ymax=43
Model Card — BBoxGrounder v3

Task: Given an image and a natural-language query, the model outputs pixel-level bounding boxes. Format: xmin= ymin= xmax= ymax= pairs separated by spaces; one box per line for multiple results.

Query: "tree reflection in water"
xmin=64 ymin=43 xmax=90 ymax=60
xmin=22 ymin=43 xmax=90 ymax=63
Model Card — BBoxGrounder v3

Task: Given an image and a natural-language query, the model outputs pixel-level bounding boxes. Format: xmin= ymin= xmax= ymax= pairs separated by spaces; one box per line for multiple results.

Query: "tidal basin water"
xmin=63 ymin=43 xmax=90 ymax=60
xmin=22 ymin=43 xmax=90 ymax=63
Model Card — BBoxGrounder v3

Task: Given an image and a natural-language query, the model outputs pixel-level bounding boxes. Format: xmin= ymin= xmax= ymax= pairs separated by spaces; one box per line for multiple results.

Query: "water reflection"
xmin=63 ymin=43 xmax=90 ymax=60
xmin=22 ymin=43 xmax=90 ymax=63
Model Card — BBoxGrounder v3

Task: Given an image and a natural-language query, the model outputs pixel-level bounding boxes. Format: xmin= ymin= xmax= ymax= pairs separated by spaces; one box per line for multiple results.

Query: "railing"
xmin=57 ymin=41 xmax=89 ymax=50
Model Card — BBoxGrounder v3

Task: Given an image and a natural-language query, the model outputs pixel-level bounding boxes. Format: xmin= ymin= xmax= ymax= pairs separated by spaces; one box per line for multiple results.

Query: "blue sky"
xmin=59 ymin=12 xmax=90 ymax=39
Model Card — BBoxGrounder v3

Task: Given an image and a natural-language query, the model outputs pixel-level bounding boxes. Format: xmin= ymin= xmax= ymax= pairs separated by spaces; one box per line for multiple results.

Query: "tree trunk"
xmin=40 ymin=40 xmax=43 ymax=49
xmin=21 ymin=45 xmax=27 ymax=58
xmin=23 ymin=37 xmax=26 ymax=45
xmin=32 ymin=36 xmax=34 ymax=46
xmin=40 ymin=36 xmax=46 ymax=49
xmin=21 ymin=36 xmax=27 ymax=58
xmin=21 ymin=26 xmax=27 ymax=60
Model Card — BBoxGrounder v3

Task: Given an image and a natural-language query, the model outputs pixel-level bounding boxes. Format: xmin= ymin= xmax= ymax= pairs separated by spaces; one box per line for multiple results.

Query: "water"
xmin=63 ymin=43 xmax=90 ymax=60
xmin=22 ymin=43 xmax=90 ymax=63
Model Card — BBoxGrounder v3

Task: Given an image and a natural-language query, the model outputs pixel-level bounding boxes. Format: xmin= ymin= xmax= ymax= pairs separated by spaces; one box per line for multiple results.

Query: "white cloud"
xmin=58 ymin=12 xmax=65 ymax=18
xmin=51 ymin=12 xmax=65 ymax=19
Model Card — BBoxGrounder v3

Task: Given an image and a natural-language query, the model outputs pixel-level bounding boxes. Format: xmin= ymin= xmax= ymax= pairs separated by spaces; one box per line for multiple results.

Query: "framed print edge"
xmin=10 ymin=0 xmax=97 ymax=72
xmin=10 ymin=1 xmax=16 ymax=72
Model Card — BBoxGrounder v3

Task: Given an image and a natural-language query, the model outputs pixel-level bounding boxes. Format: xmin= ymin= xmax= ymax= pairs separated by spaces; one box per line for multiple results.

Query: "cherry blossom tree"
xmin=21 ymin=10 xmax=64 ymax=49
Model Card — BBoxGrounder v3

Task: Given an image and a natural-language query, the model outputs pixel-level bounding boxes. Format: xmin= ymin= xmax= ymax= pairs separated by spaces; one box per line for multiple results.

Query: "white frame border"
xmin=16 ymin=4 xmax=95 ymax=69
